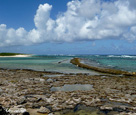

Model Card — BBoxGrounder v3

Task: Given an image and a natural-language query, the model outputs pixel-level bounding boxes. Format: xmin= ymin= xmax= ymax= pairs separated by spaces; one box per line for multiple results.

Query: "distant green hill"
xmin=0 ymin=53 xmax=24 ymax=56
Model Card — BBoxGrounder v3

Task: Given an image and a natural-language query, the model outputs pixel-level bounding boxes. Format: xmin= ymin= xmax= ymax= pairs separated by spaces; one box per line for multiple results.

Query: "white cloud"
xmin=123 ymin=26 xmax=136 ymax=41
xmin=34 ymin=4 xmax=52 ymax=30
xmin=0 ymin=0 xmax=136 ymax=47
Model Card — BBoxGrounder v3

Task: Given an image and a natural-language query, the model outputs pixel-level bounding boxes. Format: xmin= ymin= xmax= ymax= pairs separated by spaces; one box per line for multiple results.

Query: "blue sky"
xmin=0 ymin=0 xmax=136 ymax=55
xmin=0 ymin=0 xmax=68 ymax=30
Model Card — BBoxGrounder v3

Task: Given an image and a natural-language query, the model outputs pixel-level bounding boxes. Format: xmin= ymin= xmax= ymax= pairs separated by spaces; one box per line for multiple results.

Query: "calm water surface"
xmin=0 ymin=55 xmax=136 ymax=73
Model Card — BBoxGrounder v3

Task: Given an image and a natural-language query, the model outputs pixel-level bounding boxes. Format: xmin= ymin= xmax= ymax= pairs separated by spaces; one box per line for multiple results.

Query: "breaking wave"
xmin=107 ymin=55 xmax=136 ymax=58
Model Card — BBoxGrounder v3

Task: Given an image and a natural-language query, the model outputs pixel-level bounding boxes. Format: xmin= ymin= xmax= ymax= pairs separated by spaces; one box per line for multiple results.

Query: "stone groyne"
xmin=70 ymin=58 xmax=135 ymax=76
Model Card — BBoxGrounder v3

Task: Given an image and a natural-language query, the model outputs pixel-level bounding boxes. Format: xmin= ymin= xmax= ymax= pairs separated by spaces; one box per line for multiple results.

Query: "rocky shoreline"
xmin=70 ymin=58 xmax=136 ymax=76
xmin=0 ymin=68 xmax=136 ymax=115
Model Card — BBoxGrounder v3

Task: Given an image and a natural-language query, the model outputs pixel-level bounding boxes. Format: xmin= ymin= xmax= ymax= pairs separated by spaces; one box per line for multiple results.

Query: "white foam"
xmin=107 ymin=55 xmax=136 ymax=58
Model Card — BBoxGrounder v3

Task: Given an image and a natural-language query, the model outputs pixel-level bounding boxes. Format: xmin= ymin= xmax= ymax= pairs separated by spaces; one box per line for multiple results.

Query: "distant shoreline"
xmin=0 ymin=54 xmax=32 ymax=57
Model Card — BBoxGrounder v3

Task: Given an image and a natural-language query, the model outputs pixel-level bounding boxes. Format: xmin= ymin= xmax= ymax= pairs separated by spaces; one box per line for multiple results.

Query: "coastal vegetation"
xmin=0 ymin=52 xmax=24 ymax=56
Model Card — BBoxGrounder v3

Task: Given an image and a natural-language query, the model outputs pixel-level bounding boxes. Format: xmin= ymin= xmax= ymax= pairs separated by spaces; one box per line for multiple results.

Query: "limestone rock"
xmin=37 ymin=106 xmax=50 ymax=114
xmin=8 ymin=106 xmax=27 ymax=114
xmin=17 ymin=97 xmax=26 ymax=105
xmin=39 ymin=78 xmax=45 ymax=82
xmin=72 ymin=97 xmax=81 ymax=103
xmin=100 ymin=105 xmax=113 ymax=110
xmin=48 ymin=113 xmax=54 ymax=115
xmin=47 ymin=78 xmax=53 ymax=83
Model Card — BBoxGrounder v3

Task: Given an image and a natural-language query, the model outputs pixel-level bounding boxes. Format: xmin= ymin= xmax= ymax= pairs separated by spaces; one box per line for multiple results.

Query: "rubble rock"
xmin=37 ymin=106 xmax=50 ymax=114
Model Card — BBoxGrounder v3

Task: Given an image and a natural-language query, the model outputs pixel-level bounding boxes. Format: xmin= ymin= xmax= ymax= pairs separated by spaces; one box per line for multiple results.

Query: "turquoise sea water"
xmin=0 ymin=55 xmax=96 ymax=74
xmin=0 ymin=55 xmax=136 ymax=73
xmin=82 ymin=55 xmax=136 ymax=72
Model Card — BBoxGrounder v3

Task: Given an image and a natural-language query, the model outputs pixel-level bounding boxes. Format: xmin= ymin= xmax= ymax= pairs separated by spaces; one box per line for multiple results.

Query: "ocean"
xmin=0 ymin=55 xmax=136 ymax=74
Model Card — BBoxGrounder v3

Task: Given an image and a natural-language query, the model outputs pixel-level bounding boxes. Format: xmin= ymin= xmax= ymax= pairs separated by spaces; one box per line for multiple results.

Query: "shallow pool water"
xmin=51 ymin=84 xmax=93 ymax=91
xmin=54 ymin=105 xmax=122 ymax=115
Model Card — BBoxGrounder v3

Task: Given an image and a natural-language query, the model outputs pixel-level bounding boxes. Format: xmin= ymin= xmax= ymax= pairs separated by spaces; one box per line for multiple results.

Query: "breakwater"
xmin=70 ymin=58 xmax=135 ymax=76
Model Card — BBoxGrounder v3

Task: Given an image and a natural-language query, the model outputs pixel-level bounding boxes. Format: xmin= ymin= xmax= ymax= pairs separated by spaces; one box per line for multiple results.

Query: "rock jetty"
xmin=70 ymin=58 xmax=135 ymax=76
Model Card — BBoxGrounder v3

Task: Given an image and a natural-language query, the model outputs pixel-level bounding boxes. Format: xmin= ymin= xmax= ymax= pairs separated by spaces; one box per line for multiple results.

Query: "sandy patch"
xmin=0 ymin=55 xmax=32 ymax=57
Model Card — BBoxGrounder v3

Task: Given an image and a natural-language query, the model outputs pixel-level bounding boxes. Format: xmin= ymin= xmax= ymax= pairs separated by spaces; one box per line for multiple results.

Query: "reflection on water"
xmin=0 ymin=56 xmax=100 ymax=74
xmin=55 ymin=105 xmax=122 ymax=115
xmin=1 ymin=55 xmax=136 ymax=73
xmin=43 ymin=74 xmax=65 ymax=77
xmin=51 ymin=84 xmax=93 ymax=91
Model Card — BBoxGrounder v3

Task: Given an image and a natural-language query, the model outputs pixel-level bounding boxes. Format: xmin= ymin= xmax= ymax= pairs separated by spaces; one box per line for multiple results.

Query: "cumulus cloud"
xmin=0 ymin=0 xmax=136 ymax=46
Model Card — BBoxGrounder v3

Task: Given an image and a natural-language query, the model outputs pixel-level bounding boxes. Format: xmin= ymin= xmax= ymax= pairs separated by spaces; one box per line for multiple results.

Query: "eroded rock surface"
xmin=0 ymin=69 xmax=136 ymax=114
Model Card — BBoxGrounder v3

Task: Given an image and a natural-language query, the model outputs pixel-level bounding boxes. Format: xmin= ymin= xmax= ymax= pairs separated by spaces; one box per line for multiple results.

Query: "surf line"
xmin=70 ymin=58 xmax=136 ymax=76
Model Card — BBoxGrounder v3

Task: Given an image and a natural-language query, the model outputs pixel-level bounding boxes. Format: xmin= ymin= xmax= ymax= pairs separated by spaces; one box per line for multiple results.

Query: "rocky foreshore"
xmin=0 ymin=68 xmax=136 ymax=115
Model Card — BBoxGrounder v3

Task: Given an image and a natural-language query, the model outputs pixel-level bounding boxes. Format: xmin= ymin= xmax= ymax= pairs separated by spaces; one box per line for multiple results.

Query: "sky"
xmin=0 ymin=0 xmax=136 ymax=55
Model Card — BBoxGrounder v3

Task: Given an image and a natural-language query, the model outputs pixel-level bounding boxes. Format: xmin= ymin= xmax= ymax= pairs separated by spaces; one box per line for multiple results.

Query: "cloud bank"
xmin=0 ymin=0 xmax=136 ymax=46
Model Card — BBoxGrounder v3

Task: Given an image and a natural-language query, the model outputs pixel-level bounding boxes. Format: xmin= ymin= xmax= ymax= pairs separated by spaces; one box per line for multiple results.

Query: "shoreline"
xmin=0 ymin=68 xmax=136 ymax=114
xmin=0 ymin=58 xmax=136 ymax=114
xmin=0 ymin=54 xmax=32 ymax=57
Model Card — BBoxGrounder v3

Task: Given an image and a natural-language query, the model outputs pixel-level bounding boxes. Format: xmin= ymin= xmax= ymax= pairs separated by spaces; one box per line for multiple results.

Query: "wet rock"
xmin=39 ymin=78 xmax=45 ymax=82
xmin=101 ymin=76 xmax=107 ymax=78
xmin=1 ymin=68 xmax=136 ymax=114
xmin=23 ymin=79 xmax=30 ymax=83
xmin=0 ymin=88 xmax=3 ymax=93
xmin=131 ymin=95 xmax=136 ymax=98
xmin=52 ymin=103 xmax=63 ymax=111
xmin=109 ymin=97 xmax=132 ymax=103
xmin=0 ymin=106 xmax=8 ymax=115
xmin=37 ymin=106 xmax=50 ymax=114
xmin=26 ymin=95 xmax=41 ymax=103
xmin=100 ymin=105 xmax=113 ymax=110
xmin=22 ymin=112 xmax=30 ymax=115
xmin=34 ymin=78 xmax=45 ymax=82
xmin=72 ymin=97 xmax=81 ymax=103
xmin=66 ymin=99 xmax=76 ymax=105
xmin=45 ymin=97 xmax=55 ymax=103
xmin=82 ymin=98 xmax=101 ymax=106
xmin=47 ymin=78 xmax=53 ymax=83
xmin=8 ymin=106 xmax=27 ymax=114
xmin=118 ymin=112 xmax=136 ymax=115
xmin=66 ymin=104 xmax=75 ymax=109
xmin=17 ymin=97 xmax=26 ymax=105
xmin=32 ymin=103 xmax=42 ymax=108
xmin=125 ymin=94 xmax=131 ymax=98
xmin=48 ymin=113 xmax=54 ymax=115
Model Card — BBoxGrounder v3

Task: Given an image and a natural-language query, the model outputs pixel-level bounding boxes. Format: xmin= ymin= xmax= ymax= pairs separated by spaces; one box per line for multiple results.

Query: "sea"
xmin=0 ymin=55 xmax=136 ymax=74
